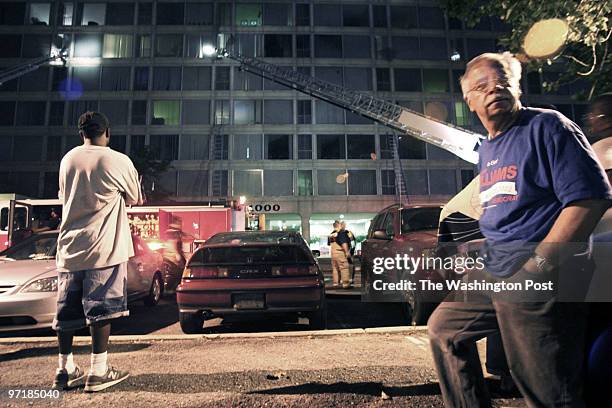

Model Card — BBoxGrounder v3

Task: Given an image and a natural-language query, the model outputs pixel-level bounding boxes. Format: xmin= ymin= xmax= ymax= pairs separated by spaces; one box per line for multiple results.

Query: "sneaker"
xmin=53 ymin=365 xmax=86 ymax=390
xmin=84 ymin=366 xmax=129 ymax=392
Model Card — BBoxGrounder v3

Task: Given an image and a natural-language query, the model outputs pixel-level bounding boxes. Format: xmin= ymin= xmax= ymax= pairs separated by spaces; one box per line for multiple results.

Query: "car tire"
xmin=179 ymin=312 xmax=204 ymax=334
xmin=308 ymin=304 xmax=328 ymax=330
xmin=144 ymin=273 xmax=164 ymax=307
xmin=404 ymin=290 xmax=437 ymax=326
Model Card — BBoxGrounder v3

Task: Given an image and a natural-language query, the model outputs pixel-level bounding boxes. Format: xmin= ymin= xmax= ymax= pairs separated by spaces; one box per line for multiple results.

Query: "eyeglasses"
xmin=582 ymin=113 xmax=606 ymax=122
xmin=465 ymin=78 xmax=512 ymax=95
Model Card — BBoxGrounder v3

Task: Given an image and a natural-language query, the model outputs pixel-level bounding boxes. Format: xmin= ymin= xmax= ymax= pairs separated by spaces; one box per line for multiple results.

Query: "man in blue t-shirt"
xmin=428 ymin=52 xmax=612 ymax=408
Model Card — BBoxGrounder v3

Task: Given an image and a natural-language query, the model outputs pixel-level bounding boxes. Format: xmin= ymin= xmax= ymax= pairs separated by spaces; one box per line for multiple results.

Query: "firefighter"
xmin=328 ymin=220 xmax=351 ymax=288
xmin=340 ymin=221 xmax=357 ymax=284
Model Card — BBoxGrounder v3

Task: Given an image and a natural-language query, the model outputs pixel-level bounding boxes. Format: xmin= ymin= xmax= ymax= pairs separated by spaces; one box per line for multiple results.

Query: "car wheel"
xmin=179 ymin=312 xmax=204 ymax=334
xmin=144 ymin=273 xmax=163 ymax=307
xmin=308 ymin=302 xmax=328 ymax=330
xmin=404 ymin=290 xmax=437 ymax=326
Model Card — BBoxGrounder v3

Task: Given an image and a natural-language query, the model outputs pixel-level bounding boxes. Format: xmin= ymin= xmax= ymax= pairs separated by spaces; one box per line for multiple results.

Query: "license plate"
xmin=233 ymin=293 xmax=265 ymax=310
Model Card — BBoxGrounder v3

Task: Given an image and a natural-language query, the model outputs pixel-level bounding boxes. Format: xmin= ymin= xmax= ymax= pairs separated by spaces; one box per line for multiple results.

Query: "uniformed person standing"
xmin=340 ymin=221 xmax=356 ymax=284
xmin=328 ymin=220 xmax=351 ymax=288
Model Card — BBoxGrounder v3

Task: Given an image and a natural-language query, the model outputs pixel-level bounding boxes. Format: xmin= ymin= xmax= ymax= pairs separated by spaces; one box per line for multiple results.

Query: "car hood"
xmin=0 ymin=259 xmax=58 ymax=286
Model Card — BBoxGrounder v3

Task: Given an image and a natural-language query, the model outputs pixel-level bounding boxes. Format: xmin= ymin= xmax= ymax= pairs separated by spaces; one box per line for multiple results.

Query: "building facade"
xmin=0 ymin=1 xmax=590 ymax=248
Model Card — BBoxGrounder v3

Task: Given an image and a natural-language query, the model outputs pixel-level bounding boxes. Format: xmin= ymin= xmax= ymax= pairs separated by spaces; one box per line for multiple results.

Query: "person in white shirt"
xmin=52 ymin=111 xmax=143 ymax=392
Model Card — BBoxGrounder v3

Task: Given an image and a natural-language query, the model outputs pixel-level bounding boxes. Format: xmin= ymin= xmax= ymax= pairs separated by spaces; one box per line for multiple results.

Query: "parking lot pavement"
xmin=0 ymin=332 xmax=525 ymax=408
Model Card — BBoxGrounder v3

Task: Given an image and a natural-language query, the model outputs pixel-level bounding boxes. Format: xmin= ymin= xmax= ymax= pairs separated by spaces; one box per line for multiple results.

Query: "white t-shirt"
xmin=56 ymin=145 xmax=143 ymax=272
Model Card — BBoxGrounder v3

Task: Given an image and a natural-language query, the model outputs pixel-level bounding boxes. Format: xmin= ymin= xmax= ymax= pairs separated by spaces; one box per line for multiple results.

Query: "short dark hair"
xmin=591 ymin=93 xmax=612 ymax=117
xmin=78 ymin=111 xmax=109 ymax=139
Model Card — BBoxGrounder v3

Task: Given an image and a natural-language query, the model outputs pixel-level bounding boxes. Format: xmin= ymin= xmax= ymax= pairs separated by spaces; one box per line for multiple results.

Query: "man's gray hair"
xmin=460 ymin=52 xmax=522 ymax=98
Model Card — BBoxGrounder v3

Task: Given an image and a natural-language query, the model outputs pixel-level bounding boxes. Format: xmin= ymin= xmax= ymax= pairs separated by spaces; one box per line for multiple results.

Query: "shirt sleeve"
xmin=546 ymin=118 xmax=612 ymax=207
xmin=336 ymin=231 xmax=350 ymax=246
xmin=123 ymin=158 xmax=144 ymax=206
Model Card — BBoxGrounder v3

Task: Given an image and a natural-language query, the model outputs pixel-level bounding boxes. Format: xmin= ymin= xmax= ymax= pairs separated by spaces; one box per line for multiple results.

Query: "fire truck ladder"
xmin=0 ymin=50 xmax=67 ymax=86
xmin=386 ymin=133 xmax=408 ymax=204
xmin=223 ymin=52 xmax=482 ymax=165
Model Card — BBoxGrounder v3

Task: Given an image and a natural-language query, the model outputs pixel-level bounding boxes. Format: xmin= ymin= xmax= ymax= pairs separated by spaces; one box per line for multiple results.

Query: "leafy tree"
xmin=129 ymin=146 xmax=174 ymax=204
xmin=442 ymin=0 xmax=611 ymax=99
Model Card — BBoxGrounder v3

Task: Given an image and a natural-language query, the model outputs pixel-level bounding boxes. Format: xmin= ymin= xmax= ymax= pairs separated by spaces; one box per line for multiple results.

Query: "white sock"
xmin=90 ymin=352 xmax=108 ymax=377
xmin=59 ymin=353 xmax=75 ymax=373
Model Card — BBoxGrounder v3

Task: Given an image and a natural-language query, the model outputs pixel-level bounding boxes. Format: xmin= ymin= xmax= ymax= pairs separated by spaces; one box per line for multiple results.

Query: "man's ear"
xmin=464 ymin=95 xmax=475 ymax=112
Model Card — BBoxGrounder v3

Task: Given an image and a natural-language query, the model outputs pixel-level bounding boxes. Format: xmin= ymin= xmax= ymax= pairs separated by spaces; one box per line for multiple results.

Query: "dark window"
xmin=52 ymin=67 xmax=68 ymax=92
xmin=265 ymin=134 xmax=292 ymax=159
xmin=344 ymin=68 xmax=372 ymax=90
xmin=423 ymin=69 xmax=449 ymax=93
xmin=130 ymin=135 xmax=145 ymax=154
xmin=313 ymin=4 xmax=340 ymax=26
xmin=16 ymin=102 xmax=45 ymax=126
xmin=101 ymin=66 xmax=130 ymax=91
xmin=149 ymin=135 xmax=179 ymax=160
xmin=390 ymin=6 xmax=417 ymax=29
xmin=156 ymin=2 xmax=184 ymax=25
xmin=296 ymin=35 xmax=310 ymax=58
xmin=381 ymin=170 xmax=395 ymax=195
xmin=295 ymin=3 xmax=309 ymax=26
xmin=315 ymin=100 xmax=344 ymax=124
xmin=472 ymin=17 xmax=491 ymax=31
xmin=527 ymin=71 xmax=541 ymax=94
xmin=178 ymin=170 xmax=209 ymax=198
xmin=347 ymin=135 xmax=375 ymax=159
xmin=343 ymin=36 xmax=370 ymax=58
xmin=372 ymin=5 xmax=387 ymax=27
xmin=22 ymin=35 xmax=51 ymax=58
xmin=297 ymin=100 xmax=311 ymax=124
xmin=106 ymin=2 xmax=134 ymax=25
xmin=46 ymin=135 xmax=62 ymax=160
xmin=153 ymin=67 xmax=182 ymax=91
xmin=264 ymin=100 xmax=293 ymax=124
xmin=182 ymin=100 xmax=210 ymax=125
xmin=110 ymin=134 xmax=126 ymax=153
xmin=18 ymin=68 xmax=49 ymax=92
xmin=132 ymin=101 xmax=147 ymax=125
xmin=418 ymin=7 xmax=445 ymax=29
xmin=420 ymin=37 xmax=447 ymax=60
xmin=394 ymin=69 xmax=422 ymax=92
xmin=211 ymin=170 xmax=228 ymax=196
xmin=316 ymin=67 xmax=343 ymax=86
xmin=404 ymin=169 xmax=428 ymax=195
xmin=99 ymin=100 xmax=128 ymax=125
xmin=448 ymin=18 xmax=462 ymax=30
xmin=234 ymin=68 xmax=263 ymax=91
xmin=215 ymin=67 xmax=230 ymax=90
xmin=133 ymin=67 xmax=149 ymax=91
xmin=264 ymin=170 xmax=293 ymax=196
xmin=14 ymin=135 xmax=42 ymax=161
xmin=179 ymin=134 xmax=209 ymax=160
xmin=348 ymin=170 xmax=376 ymax=195
xmin=155 ymin=34 xmax=183 ymax=57
xmin=461 ymin=169 xmax=475 ymax=188
xmin=0 ymin=35 xmax=21 ymax=57
xmin=317 ymin=134 xmax=345 ymax=159
xmin=72 ymin=67 xmax=100 ymax=91
xmin=466 ymin=38 xmax=496 ymax=59
xmin=297 ymin=134 xmax=312 ymax=159
xmin=398 ymin=136 xmax=426 ymax=159
xmin=376 ymin=68 xmax=391 ymax=91
xmin=138 ymin=3 xmax=152 ymax=25
xmin=48 ymin=102 xmax=64 ymax=126
xmin=185 ymin=3 xmax=213 ymax=25
xmin=0 ymin=2 xmax=25 ymax=24
xmin=314 ymin=35 xmax=342 ymax=58
xmin=216 ymin=2 xmax=232 ymax=26
xmin=214 ymin=100 xmax=230 ymax=125
xmin=430 ymin=169 xmax=457 ymax=195
xmin=264 ymin=34 xmax=292 ymax=57
xmin=343 ymin=5 xmax=368 ymax=26
xmin=392 ymin=36 xmax=419 ymax=59
xmin=212 ymin=134 xmax=229 ymax=160
xmin=183 ymin=67 xmax=212 ymax=90
xmin=263 ymin=3 xmax=291 ymax=26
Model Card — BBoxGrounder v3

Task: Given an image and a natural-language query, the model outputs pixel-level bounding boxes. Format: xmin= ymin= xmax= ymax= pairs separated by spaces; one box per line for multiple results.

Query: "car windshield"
xmin=401 ymin=208 xmax=442 ymax=234
xmin=205 ymin=232 xmax=300 ymax=245
xmin=190 ymin=245 xmax=311 ymax=265
xmin=0 ymin=233 xmax=58 ymax=261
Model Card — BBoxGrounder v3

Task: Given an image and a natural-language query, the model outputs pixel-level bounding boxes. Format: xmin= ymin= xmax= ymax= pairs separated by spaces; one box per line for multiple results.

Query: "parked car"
xmin=360 ymin=203 xmax=445 ymax=325
xmin=0 ymin=231 xmax=165 ymax=332
xmin=176 ymin=231 xmax=326 ymax=334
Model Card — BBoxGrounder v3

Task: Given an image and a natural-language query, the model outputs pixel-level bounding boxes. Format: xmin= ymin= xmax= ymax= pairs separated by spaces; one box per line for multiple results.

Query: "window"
xmin=183 ymin=67 xmax=212 ymax=90
xmin=347 ymin=135 xmax=375 ymax=159
xmin=295 ymin=3 xmax=309 ymax=26
xmin=425 ymin=101 xmax=452 ymax=122
xmin=57 ymin=2 xmax=73 ymax=26
xmin=265 ymin=135 xmax=292 ymax=159
xmin=186 ymin=3 xmax=213 ymax=25
xmin=448 ymin=18 xmax=462 ymax=30
xmin=156 ymin=34 xmax=183 ymax=57
xmin=153 ymin=67 xmax=182 ymax=91
xmin=381 ymin=170 xmax=395 ymax=195
xmin=46 ymin=135 xmax=62 ymax=160
xmin=343 ymin=5 xmax=368 ymax=27
xmin=372 ymin=5 xmax=387 ymax=27
xmin=158 ymin=171 xmax=177 ymax=196
xmin=234 ymin=68 xmax=262 ymax=91
xmin=376 ymin=68 xmax=391 ymax=91
xmin=138 ymin=2 xmax=152 ymax=25
xmin=461 ymin=169 xmax=475 ymax=188
xmin=179 ymin=134 xmax=209 ymax=160
xmin=49 ymin=102 xmax=64 ymax=126
xmin=264 ymin=34 xmax=292 ymax=58
xmin=264 ymin=3 xmax=291 ymax=26
xmin=216 ymin=2 xmax=232 ymax=25
xmin=404 ymin=169 xmax=428 ymax=195
xmin=235 ymin=4 xmax=261 ymax=26
xmin=99 ymin=100 xmax=128 ymax=125
xmin=212 ymin=134 xmax=228 ymax=159
xmin=130 ymin=135 xmax=145 ymax=154
xmin=314 ymin=35 xmax=342 ymax=58
xmin=390 ymin=6 xmax=417 ymax=29
xmin=317 ymin=134 xmax=345 ymax=159
xmin=392 ymin=36 xmax=419 ymax=59
xmin=263 ymin=65 xmax=292 ymax=90
xmin=466 ymin=38 xmax=496 ymax=59
xmin=316 ymin=67 xmax=343 ymax=86
xmin=68 ymin=100 xmax=98 ymax=126
xmin=420 ymin=37 xmax=447 ymax=60
xmin=28 ymin=3 xmax=50 ymax=25
xmin=527 ymin=71 xmax=541 ymax=95
xmin=186 ymin=34 xmax=217 ymax=58
xmin=297 ymin=101 xmax=311 ymax=124
xmin=233 ymin=100 xmax=262 ymax=125
xmin=80 ymin=3 xmax=105 ymax=25
xmin=264 ymin=170 xmax=293 ymax=196
xmin=132 ymin=101 xmax=147 ymax=125
xmin=101 ymin=67 xmax=130 ymax=91
xmin=215 ymin=67 xmax=230 ymax=90
xmin=16 ymin=102 xmax=45 ymax=126
xmin=0 ymin=2 xmax=25 ymax=24
xmin=52 ymin=67 xmax=68 ymax=91
xmin=156 ymin=2 xmax=184 ymax=25
xmin=348 ymin=170 xmax=376 ymax=195
xmin=298 ymin=134 xmax=312 ymax=159
xmin=0 ymin=35 xmax=20 ymax=58
xmin=428 ymin=144 xmax=454 ymax=160
xmin=109 ymin=134 xmax=126 ymax=153
xmin=133 ymin=67 xmax=149 ymax=91
xmin=314 ymin=4 xmax=340 ymax=26
xmin=182 ymin=100 xmax=210 ymax=125
xmin=297 ymin=170 xmax=312 ymax=196
xmin=264 ymin=100 xmax=293 ymax=124
xmin=234 ymin=170 xmax=263 ymax=197
xmin=430 ymin=170 xmax=457 ymax=195
xmin=344 ymin=68 xmax=372 ymax=90
xmin=296 ymin=35 xmax=310 ymax=58
xmin=19 ymin=68 xmax=49 ymax=92
xmin=106 ymin=2 xmax=134 ymax=25
xmin=214 ymin=100 xmax=230 ymax=125
xmin=137 ymin=34 xmax=151 ymax=57
xmin=152 ymin=100 xmax=180 ymax=125
xmin=21 ymin=35 xmax=51 ymax=58
xmin=149 ymin=135 xmax=179 ymax=160
xmin=315 ymin=100 xmax=344 ymax=124
xmin=454 ymin=102 xmax=470 ymax=126
xmin=211 ymin=170 xmax=228 ymax=195
xmin=72 ymin=67 xmax=100 ymax=91
xmin=419 ymin=7 xmax=445 ymax=29
xmin=233 ymin=134 xmax=262 ymax=160
xmin=318 ymin=170 xmax=347 ymax=195
xmin=423 ymin=69 xmax=449 ymax=93
xmin=394 ymin=69 xmax=422 ymax=92
xmin=74 ymin=34 xmax=102 ymax=57
xmin=343 ymin=36 xmax=370 ymax=58
xmin=103 ymin=34 xmax=133 ymax=58
xmin=397 ymin=135 xmax=426 ymax=159
xmin=178 ymin=170 xmax=208 ymax=198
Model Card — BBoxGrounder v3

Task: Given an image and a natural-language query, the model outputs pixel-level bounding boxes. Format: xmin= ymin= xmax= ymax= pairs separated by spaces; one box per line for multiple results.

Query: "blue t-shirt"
xmin=478 ymin=107 xmax=612 ymax=277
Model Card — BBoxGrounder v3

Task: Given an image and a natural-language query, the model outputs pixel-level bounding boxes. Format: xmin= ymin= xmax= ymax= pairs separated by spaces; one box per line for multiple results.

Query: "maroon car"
xmin=176 ymin=231 xmax=326 ymax=333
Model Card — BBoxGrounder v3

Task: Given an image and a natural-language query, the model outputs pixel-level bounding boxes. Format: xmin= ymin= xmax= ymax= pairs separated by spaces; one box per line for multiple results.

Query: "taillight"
xmin=280 ymin=265 xmax=318 ymax=275
xmin=183 ymin=266 xmax=229 ymax=278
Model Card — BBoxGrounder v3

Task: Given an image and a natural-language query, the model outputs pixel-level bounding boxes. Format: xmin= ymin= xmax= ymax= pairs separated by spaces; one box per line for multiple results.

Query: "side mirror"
xmin=373 ymin=230 xmax=391 ymax=240
xmin=312 ymin=250 xmax=320 ymax=257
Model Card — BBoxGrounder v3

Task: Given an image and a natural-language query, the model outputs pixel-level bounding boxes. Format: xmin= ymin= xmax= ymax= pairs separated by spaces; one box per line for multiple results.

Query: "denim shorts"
xmin=52 ymin=263 xmax=129 ymax=331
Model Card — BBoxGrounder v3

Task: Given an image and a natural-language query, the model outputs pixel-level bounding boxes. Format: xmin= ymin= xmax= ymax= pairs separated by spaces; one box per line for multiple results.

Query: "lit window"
xmin=58 ymin=2 xmax=74 ymax=26
xmin=235 ymin=4 xmax=262 ymax=26
xmin=74 ymin=34 xmax=102 ymax=57
xmin=214 ymin=100 xmax=230 ymax=125
xmin=233 ymin=100 xmax=262 ymax=125
xmin=454 ymin=101 xmax=470 ymax=126
xmin=152 ymin=101 xmax=180 ymax=125
xmin=233 ymin=134 xmax=262 ymax=160
xmin=80 ymin=3 xmax=105 ymax=26
xmin=137 ymin=35 xmax=151 ymax=57
xmin=103 ymin=34 xmax=133 ymax=58
xmin=297 ymin=170 xmax=312 ymax=196
xmin=28 ymin=3 xmax=50 ymax=25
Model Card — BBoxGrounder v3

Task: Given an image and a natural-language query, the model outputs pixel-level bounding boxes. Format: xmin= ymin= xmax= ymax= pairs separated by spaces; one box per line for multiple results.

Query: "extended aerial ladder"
xmin=0 ymin=50 xmax=67 ymax=87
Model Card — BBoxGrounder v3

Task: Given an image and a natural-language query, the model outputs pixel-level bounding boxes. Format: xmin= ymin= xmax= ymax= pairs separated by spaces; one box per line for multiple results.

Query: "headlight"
xmin=21 ymin=277 xmax=58 ymax=292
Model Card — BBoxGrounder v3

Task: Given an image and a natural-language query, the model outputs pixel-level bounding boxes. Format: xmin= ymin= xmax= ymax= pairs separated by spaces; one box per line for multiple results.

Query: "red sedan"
xmin=176 ymin=231 xmax=326 ymax=333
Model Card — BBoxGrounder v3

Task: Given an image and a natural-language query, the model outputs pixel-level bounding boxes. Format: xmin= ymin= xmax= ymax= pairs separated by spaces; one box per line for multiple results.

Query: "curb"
xmin=0 ymin=326 xmax=428 ymax=344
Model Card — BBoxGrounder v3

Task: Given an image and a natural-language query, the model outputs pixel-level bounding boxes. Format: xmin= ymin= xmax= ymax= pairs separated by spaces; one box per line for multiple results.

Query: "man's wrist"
xmin=529 ymin=254 xmax=555 ymax=273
